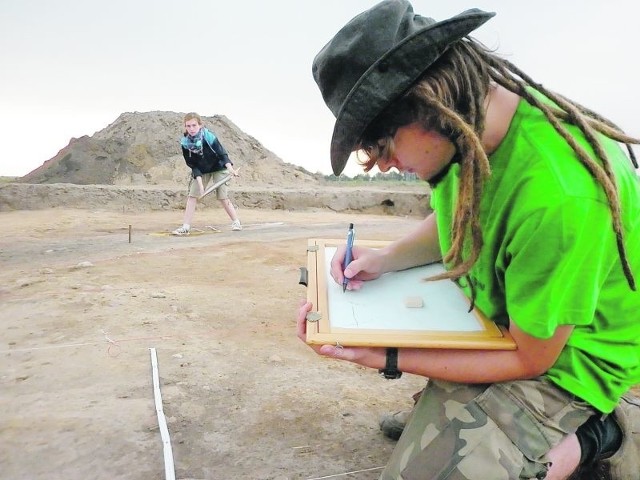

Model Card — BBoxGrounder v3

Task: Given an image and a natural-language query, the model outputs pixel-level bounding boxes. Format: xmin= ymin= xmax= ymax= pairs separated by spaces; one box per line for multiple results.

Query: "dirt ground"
xmin=0 ymin=206 xmax=428 ymax=480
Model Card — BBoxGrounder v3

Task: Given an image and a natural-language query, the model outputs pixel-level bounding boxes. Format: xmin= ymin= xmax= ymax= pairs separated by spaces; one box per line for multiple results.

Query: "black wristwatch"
xmin=379 ymin=347 xmax=402 ymax=379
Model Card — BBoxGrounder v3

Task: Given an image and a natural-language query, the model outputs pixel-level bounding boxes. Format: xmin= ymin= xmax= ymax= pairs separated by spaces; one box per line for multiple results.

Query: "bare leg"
xmin=182 ymin=196 xmax=198 ymax=225
xmin=219 ymin=199 xmax=239 ymax=222
xmin=545 ymin=433 xmax=581 ymax=480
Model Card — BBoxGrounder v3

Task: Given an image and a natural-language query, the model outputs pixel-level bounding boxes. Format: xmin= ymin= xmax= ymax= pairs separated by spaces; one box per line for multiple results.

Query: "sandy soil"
xmin=0 ymin=206 xmax=427 ymax=480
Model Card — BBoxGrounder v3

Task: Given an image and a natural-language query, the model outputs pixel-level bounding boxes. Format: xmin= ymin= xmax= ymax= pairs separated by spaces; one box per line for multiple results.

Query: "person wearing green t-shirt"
xmin=296 ymin=1 xmax=640 ymax=479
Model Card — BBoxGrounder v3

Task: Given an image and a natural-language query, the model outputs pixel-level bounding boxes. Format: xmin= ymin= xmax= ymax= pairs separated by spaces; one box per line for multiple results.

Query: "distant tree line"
xmin=323 ymin=171 xmax=419 ymax=182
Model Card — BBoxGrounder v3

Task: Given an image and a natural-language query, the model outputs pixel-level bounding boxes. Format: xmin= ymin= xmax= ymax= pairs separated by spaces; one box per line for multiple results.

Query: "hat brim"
xmin=330 ymin=9 xmax=495 ymax=175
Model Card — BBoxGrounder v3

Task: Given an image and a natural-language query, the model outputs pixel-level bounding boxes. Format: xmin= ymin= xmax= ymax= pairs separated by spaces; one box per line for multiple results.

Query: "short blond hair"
xmin=183 ymin=112 xmax=203 ymax=125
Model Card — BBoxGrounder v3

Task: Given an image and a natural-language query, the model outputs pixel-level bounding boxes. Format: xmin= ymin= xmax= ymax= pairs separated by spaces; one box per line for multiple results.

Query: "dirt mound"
xmin=19 ymin=112 xmax=320 ymax=187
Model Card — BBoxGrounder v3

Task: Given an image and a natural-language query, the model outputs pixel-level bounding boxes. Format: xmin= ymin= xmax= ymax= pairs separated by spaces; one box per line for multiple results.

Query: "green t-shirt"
xmin=430 ymin=94 xmax=640 ymax=413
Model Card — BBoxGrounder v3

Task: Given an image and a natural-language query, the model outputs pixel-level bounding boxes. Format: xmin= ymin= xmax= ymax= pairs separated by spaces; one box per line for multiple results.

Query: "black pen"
xmin=342 ymin=223 xmax=355 ymax=292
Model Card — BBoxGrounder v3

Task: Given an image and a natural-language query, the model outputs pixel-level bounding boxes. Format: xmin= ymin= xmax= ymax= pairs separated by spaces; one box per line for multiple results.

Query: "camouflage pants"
xmin=380 ymin=378 xmax=595 ymax=480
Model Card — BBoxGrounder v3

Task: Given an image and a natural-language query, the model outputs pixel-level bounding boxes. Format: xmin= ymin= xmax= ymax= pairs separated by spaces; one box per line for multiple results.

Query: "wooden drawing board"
xmin=305 ymin=238 xmax=516 ymax=350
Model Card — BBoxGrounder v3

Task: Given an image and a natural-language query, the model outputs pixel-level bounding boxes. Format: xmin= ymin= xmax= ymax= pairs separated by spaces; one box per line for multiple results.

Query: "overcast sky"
xmin=1 ymin=0 xmax=638 ymax=177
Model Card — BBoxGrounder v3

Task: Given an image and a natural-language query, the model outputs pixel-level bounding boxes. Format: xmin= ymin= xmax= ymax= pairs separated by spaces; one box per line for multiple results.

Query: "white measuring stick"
xmin=149 ymin=347 xmax=176 ymax=480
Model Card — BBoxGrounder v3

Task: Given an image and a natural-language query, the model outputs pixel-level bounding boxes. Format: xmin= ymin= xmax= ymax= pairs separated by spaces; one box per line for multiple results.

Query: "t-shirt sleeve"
xmin=505 ymin=196 xmax=617 ymax=339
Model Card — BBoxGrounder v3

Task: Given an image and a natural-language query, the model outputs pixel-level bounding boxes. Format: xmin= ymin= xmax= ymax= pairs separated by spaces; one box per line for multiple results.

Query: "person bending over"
xmin=172 ymin=112 xmax=241 ymax=235
xmin=297 ymin=1 xmax=640 ymax=478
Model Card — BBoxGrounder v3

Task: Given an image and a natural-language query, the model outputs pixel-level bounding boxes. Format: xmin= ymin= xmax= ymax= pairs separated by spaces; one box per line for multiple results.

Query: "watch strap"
xmin=379 ymin=347 xmax=402 ymax=379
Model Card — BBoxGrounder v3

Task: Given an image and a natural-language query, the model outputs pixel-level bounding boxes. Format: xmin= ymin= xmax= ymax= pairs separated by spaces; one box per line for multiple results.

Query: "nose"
xmin=378 ymin=156 xmax=399 ymax=173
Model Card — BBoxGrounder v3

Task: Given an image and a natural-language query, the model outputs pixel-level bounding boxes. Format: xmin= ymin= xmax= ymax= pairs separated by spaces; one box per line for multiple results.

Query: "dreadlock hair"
xmin=358 ymin=37 xmax=638 ymax=299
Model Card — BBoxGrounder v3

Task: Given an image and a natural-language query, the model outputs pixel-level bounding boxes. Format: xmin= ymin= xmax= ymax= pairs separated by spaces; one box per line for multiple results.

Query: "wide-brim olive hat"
xmin=312 ymin=0 xmax=495 ymax=175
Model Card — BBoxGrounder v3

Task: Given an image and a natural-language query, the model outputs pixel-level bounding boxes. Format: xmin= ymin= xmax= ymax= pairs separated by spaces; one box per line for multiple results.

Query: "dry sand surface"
xmin=4 ymin=204 xmax=638 ymax=480
xmin=1 ymin=206 xmax=428 ymax=480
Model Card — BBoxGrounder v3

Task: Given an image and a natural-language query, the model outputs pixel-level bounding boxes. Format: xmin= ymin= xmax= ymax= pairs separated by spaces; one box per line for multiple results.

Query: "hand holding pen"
xmin=342 ymin=223 xmax=355 ymax=292
xmin=330 ymin=231 xmax=385 ymax=290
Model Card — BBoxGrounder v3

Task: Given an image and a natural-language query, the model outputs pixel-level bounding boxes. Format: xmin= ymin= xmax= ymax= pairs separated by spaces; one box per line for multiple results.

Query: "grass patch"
xmin=0 ymin=176 xmax=19 ymax=183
